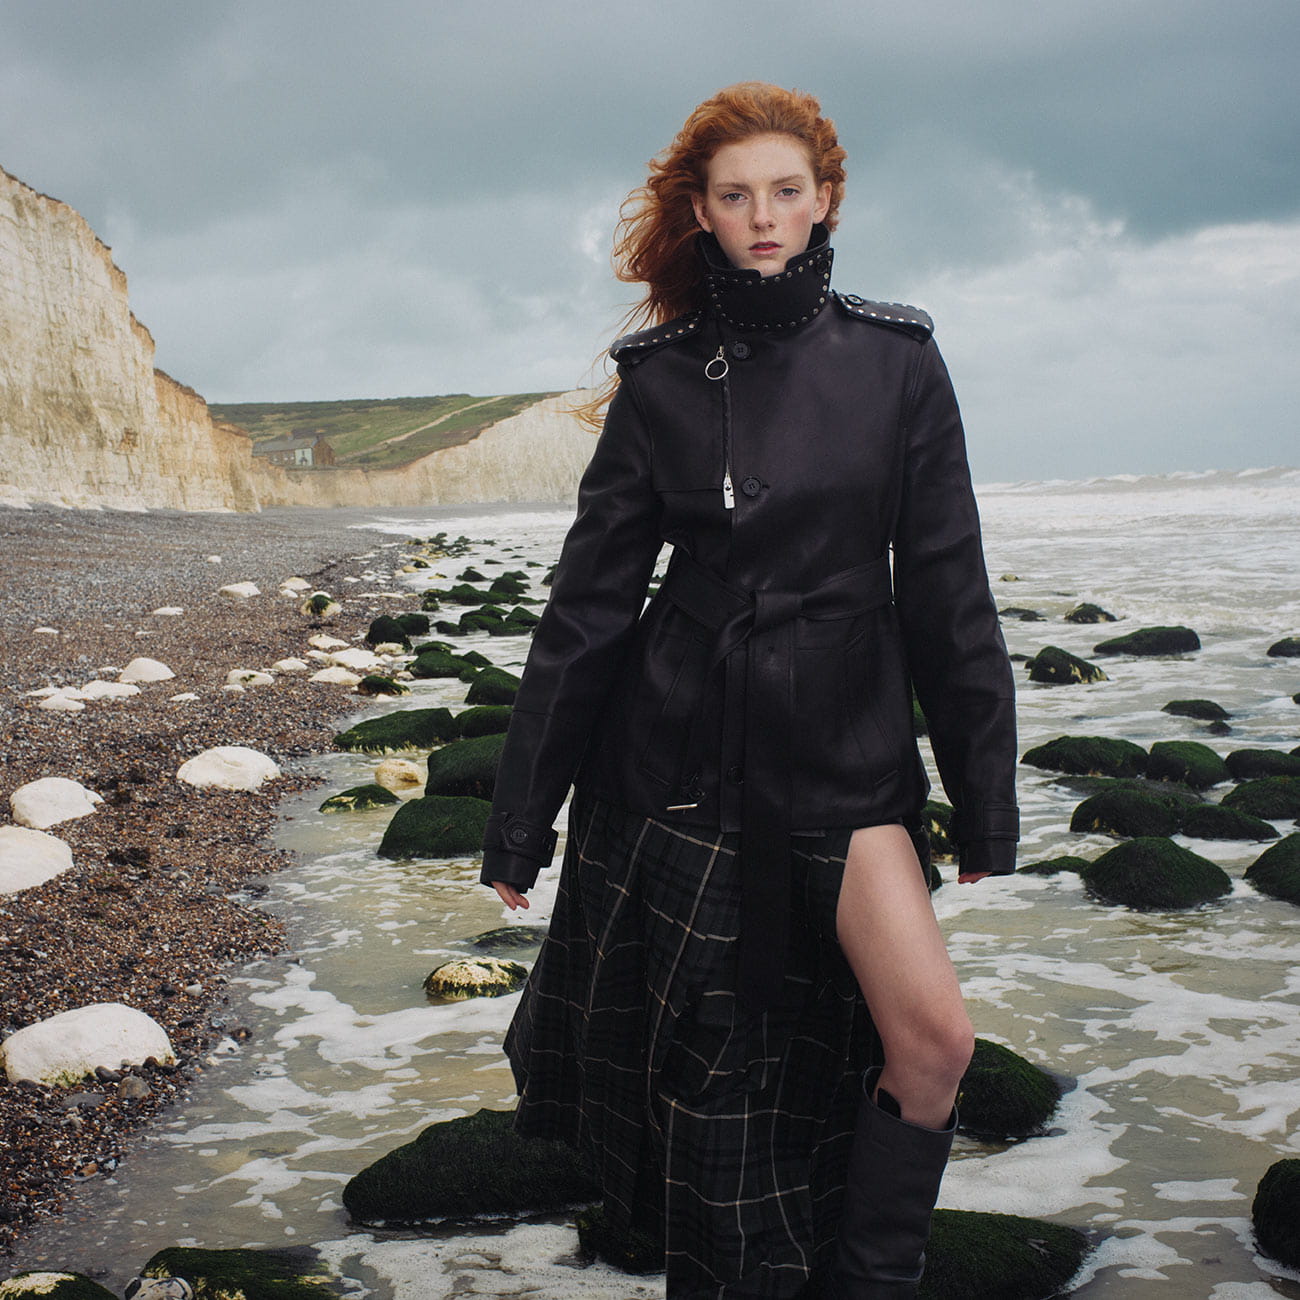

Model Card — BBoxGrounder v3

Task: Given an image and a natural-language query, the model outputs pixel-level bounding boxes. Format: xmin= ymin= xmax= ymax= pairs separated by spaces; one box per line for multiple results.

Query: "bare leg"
xmin=836 ymin=824 xmax=974 ymax=1130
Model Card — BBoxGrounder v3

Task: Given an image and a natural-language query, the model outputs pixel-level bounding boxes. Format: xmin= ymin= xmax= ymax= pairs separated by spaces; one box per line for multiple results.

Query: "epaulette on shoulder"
xmin=833 ymin=292 xmax=933 ymax=341
xmin=610 ymin=311 xmax=703 ymax=365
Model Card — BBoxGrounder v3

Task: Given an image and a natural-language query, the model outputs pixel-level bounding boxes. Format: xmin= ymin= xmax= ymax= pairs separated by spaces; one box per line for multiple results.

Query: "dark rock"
xmin=334 ymin=708 xmax=457 ymax=754
xmin=1081 ymin=837 xmax=1232 ymax=910
xmin=1206 ymin=720 xmax=1232 ymax=736
xmin=1070 ymin=789 xmax=1178 ymax=838
xmin=1146 ymin=740 xmax=1230 ymax=790
xmin=0 ymin=1274 xmax=117 ymax=1299
xmin=1018 ymin=854 xmax=1090 ymax=876
xmin=576 ymin=1202 xmax=665 ymax=1273
xmin=1025 ymin=645 xmax=1108 ymax=686
xmin=457 ymin=567 xmax=486 ymax=582
xmin=1221 ymin=777 xmax=1300 ymax=820
xmin=998 ymin=606 xmax=1045 ymax=621
xmin=1253 ymin=1158 xmax=1300 ymax=1268
xmin=542 ymin=564 xmax=557 ymax=585
xmin=1093 ymin=625 xmax=1200 ymax=656
xmin=1225 ymin=749 xmax=1300 ymax=779
xmin=923 ymin=800 xmax=954 ymax=861
xmin=432 ymin=619 xmax=462 ymax=636
xmin=377 ymin=795 xmax=491 ymax=859
xmin=920 ymin=1210 xmax=1090 ymax=1300
xmin=1021 ymin=735 xmax=1148 ymax=778
xmin=410 ymin=648 xmax=477 ymax=679
xmin=443 ymin=583 xmax=493 ymax=606
xmin=425 ymin=733 xmax=507 ymax=799
xmin=470 ymin=924 xmax=550 ymax=952
xmin=423 ymin=957 xmax=528 ymax=1001
xmin=459 ymin=612 xmax=505 ymax=634
xmin=1266 ymin=636 xmax=1300 ymax=658
xmin=486 ymin=575 xmax=528 ymax=599
xmin=1053 ymin=776 xmax=1201 ymax=811
xmin=342 ymin=1107 xmax=600 ymax=1224
xmin=504 ymin=606 xmax=541 ymax=628
xmin=419 ymin=591 xmax=442 ymax=612
xmin=142 ymin=1246 xmax=332 ymax=1300
xmin=319 ymin=783 xmax=400 ymax=813
xmin=394 ymin=611 xmax=431 ymax=636
xmin=1179 ymin=803 xmax=1279 ymax=842
xmin=365 ymin=615 xmax=411 ymax=649
xmin=454 ymin=704 xmax=512 ymax=738
xmin=465 ymin=666 xmax=521 ymax=705
xmin=958 ymin=1038 xmax=1062 ymax=1138
xmin=356 ymin=675 xmax=409 ymax=698
xmin=1244 ymin=835 xmax=1300 ymax=905
xmin=1162 ymin=698 xmax=1230 ymax=722
xmin=1064 ymin=602 xmax=1117 ymax=624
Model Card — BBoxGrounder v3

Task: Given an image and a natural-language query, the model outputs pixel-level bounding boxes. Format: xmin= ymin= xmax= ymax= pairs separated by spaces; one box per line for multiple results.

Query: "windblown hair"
xmin=574 ymin=82 xmax=847 ymax=430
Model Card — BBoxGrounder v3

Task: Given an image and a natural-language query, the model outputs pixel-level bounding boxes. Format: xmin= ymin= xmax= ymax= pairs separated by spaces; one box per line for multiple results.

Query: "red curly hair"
xmin=575 ymin=82 xmax=847 ymax=429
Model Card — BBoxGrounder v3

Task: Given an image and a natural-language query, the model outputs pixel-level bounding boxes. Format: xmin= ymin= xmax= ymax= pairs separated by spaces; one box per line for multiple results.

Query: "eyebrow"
xmin=711 ymin=174 xmax=807 ymax=191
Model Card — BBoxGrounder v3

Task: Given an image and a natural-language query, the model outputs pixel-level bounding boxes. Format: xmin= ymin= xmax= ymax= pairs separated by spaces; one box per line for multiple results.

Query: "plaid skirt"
xmin=504 ymin=793 xmax=881 ymax=1299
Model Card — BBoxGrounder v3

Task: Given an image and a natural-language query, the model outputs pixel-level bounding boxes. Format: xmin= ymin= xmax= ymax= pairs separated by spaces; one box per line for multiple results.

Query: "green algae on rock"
xmin=364 ymin=614 xmax=411 ymax=649
xmin=470 ymin=923 xmax=550 ymax=952
xmin=454 ymin=704 xmax=512 ymax=738
xmin=1081 ymin=836 xmax=1232 ymax=910
xmin=465 ymin=665 xmax=521 ymax=705
xmin=423 ymin=956 xmax=528 ymax=1001
xmin=1221 ymin=776 xmax=1300 ymax=820
xmin=0 ymin=1274 xmax=117 ymax=1300
xmin=920 ymin=1210 xmax=1090 ymax=1300
xmin=1018 ymin=854 xmax=1091 ymax=876
xmin=424 ymin=733 xmax=507 ymax=799
xmin=319 ymin=783 xmax=400 ymax=813
xmin=1021 ymin=736 xmax=1148 ymax=778
xmin=355 ymin=674 xmax=409 ymax=697
xmin=1161 ymin=698 xmax=1230 ymax=722
xmin=1146 ymin=740 xmax=1230 ymax=790
xmin=1266 ymin=636 xmax=1300 ymax=658
xmin=410 ymin=647 xmax=478 ymax=679
xmin=576 ymin=1203 xmax=666 ymax=1274
xmin=1225 ymin=748 xmax=1300 ymax=779
xmin=142 ymin=1246 xmax=333 ymax=1300
xmin=1244 ymin=834 xmax=1300 ymax=905
xmin=1253 ymin=1158 xmax=1300 ymax=1268
xmin=377 ymin=794 xmax=490 ymax=859
xmin=342 ymin=1107 xmax=600 ymax=1224
xmin=958 ymin=1038 xmax=1062 ymax=1138
xmin=333 ymin=707 xmax=457 ymax=754
xmin=1179 ymin=803 xmax=1279 ymax=842
xmin=1064 ymin=601 xmax=1117 ymax=624
xmin=1093 ymin=625 xmax=1201 ymax=656
xmin=1070 ymin=788 xmax=1178 ymax=838
xmin=1025 ymin=645 xmax=1108 ymax=685
xmin=998 ymin=606 xmax=1046 ymax=621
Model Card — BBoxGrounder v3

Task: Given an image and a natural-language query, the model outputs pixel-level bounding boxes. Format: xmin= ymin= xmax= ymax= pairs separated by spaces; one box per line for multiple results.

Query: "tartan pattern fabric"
xmin=505 ymin=794 xmax=880 ymax=1298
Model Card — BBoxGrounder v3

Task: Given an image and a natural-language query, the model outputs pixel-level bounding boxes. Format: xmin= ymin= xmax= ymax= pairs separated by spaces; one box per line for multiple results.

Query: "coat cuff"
xmin=479 ymin=813 xmax=558 ymax=891
xmin=480 ymin=846 xmax=543 ymax=892
xmin=956 ymin=838 xmax=1017 ymax=877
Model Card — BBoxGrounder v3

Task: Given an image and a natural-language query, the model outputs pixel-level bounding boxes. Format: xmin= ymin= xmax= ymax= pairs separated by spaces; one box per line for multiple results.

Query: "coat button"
xmin=741 ymin=476 xmax=763 ymax=497
xmin=508 ymin=827 xmax=529 ymax=846
xmin=729 ymin=340 xmax=751 ymax=360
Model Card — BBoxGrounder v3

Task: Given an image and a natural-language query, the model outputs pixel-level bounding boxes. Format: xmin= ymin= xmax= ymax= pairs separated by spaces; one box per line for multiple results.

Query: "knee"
xmin=894 ymin=1013 xmax=974 ymax=1088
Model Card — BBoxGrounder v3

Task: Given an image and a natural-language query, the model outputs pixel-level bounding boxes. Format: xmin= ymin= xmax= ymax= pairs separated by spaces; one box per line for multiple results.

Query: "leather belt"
xmin=661 ymin=553 xmax=895 ymax=1009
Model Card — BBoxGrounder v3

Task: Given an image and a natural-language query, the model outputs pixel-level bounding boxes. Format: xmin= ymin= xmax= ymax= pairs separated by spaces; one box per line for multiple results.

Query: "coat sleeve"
xmin=891 ymin=338 xmax=1019 ymax=875
xmin=480 ymin=374 xmax=663 ymax=890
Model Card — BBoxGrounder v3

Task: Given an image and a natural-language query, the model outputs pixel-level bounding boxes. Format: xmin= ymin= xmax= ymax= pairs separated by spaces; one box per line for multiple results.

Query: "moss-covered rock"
xmin=920 ymin=1210 xmax=1090 ymax=1300
xmin=425 ymin=733 xmax=507 ymax=799
xmin=141 ymin=1247 xmax=332 ymax=1300
xmin=958 ymin=1038 xmax=1062 ymax=1139
xmin=1069 ymin=789 xmax=1179 ymax=838
xmin=998 ymin=606 xmax=1045 ymax=622
xmin=432 ymin=619 xmax=462 ymax=636
xmin=1225 ymin=748 xmax=1300 ymax=779
xmin=486 ymin=575 xmax=528 ymax=599
xmin=342 ymin=1107 xmax=599 ymax=1224
xmin=1021 ymin=735 xmax=1148 ymax=778
xmin=410 ymin=648 xmax=477 ymax=679
xmin=1018 ymin=854 xmax=1090 ymax=876
xmin=454 ymin=704 xmax=512 ymax=738
xmin=1093 ymin=625 xmax=1200 ymax=656
xmin=423 ymin=956 xmax=528 ymax=1001
xmin=1161 ymin=698 xmax=1230 ymax=722
xmin=377 ymin=795 xmax=490 ymax=859
xmin=442 ymin=583 xmax=493 ymax=606
xmin=923 ymin=800 xmax=954 ymax=861
xmin=1266 ymin=636 xmax=1300 ymax=658
xmin=319 ymin=783 xmax=400 ymax=813
xmin=1253 ymin=1158 xmax=1300 ymax=1268
xmin=419 ymin=591 xmax=442 ymax=612
xmin=504 ymin=605 xmax=541 ymax=628
xmin=1064 ymin=602 xmax=1117 ymax=624
xmin=356 ymin=674 xmax=409 ymax=697
xmin=457 ymin=566 xmax=486 ymax=582
xmin=1025 ymin=645 xmax=1108 ymax=685
xmin=465 ymin=666 xmax=521 ymax=705
xmin=1081 ymin=836 xmax=1232 ymax=910
xmin=459 ymin=612 xmax=505 ymax=634
xmin=0 ymin=1275 xmax=117 ymax=1300
xmin=576 ymin=1202 xmax=665 ymax=1274
xmin=333 ymin=707 xmax=457 ymax=754
xmin=1221 ymin=776 xmax=1300 ymax=820
xmin=1179 ymin=803 xmax=1279 ymax=841
xmin=1146 ymin=740 xmax=1230 ymax=790
xmin=470 ymin=924 xmax=550 ymax=952
xmin=1244 ymin=834 xmax=1300 ymax=905
xmin=365 ymin=615 xmax=411 ymax=649
xmin=394 ymin=611 xmax=430 ymax=636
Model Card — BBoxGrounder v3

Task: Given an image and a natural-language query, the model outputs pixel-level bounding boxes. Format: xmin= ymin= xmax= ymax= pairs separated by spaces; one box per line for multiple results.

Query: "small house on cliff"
xmin=253 ymin=434 xmax=336 ymax=468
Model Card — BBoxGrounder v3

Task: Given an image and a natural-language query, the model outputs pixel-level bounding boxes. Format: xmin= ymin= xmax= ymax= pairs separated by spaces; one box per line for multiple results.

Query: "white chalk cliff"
xmin=0 ymin=163 xmax=594 ymax=512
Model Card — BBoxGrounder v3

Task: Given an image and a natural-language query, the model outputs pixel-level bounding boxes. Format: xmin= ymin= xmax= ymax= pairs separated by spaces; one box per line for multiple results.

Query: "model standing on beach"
xmin=479 ymin=82 xmax=1019 ymax=1298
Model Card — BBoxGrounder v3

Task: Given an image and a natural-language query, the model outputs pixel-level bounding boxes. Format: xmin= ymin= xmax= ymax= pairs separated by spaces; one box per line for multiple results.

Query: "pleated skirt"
xmin=504 ymin=792 xmax=881 ymax=1299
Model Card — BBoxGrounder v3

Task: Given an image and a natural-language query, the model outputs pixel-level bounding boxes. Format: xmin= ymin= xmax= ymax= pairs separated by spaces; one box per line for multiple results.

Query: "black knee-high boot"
xmin=828 ymin=1068 xmax=956 ymax=1298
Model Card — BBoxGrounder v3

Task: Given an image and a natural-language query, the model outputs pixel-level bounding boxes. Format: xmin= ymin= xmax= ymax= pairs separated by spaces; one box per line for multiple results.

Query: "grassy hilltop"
xmin=211 ymin=392 xmax=561 ymax=471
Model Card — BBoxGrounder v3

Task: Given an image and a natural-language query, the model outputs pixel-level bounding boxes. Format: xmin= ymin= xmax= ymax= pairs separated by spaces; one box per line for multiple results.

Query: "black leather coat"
xmin=481 ymin=231 xmax=1019 ymax=953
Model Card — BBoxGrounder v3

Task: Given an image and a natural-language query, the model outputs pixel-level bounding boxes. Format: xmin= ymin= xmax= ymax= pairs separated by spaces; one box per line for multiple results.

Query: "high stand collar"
xmin=699 ymin=223 xmax=834 ymax=333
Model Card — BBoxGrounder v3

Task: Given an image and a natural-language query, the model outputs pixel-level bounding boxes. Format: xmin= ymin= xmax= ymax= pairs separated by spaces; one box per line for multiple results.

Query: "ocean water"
xmin=9 ymin=467 xmax=1300 ymax=1298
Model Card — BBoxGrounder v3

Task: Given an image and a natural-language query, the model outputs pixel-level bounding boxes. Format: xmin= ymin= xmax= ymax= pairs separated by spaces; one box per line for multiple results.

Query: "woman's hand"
xmin=957 ymin=871 xmax=991 ymax=884
xmin=493 ymin=880 xmax=530 ymax=910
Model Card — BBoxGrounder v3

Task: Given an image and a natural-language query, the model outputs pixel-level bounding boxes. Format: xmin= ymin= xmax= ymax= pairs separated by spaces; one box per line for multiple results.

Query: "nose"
xmin=750 ymin=198 xmax=775 ymax=230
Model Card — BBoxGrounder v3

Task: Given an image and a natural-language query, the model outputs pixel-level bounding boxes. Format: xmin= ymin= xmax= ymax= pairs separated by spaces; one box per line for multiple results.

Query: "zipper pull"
xmin=705 ymin=346 xmax=729 ymax=381
xmin=722 ymin=473 xmax=735 ymax=509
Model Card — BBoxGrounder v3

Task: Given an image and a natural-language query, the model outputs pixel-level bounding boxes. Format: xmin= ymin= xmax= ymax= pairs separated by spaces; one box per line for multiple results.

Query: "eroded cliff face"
xmin=0 ymin=165 xmax=263 ymax=511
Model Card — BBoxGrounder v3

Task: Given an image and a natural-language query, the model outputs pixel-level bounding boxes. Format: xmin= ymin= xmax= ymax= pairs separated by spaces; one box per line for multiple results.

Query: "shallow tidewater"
xmin=8 ymin=472 xmax=1300 ymax=1298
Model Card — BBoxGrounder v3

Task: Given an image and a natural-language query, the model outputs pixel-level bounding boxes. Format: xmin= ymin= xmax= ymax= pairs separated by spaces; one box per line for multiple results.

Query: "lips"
xmin=750 ymin=242 xmax=780 ymax=253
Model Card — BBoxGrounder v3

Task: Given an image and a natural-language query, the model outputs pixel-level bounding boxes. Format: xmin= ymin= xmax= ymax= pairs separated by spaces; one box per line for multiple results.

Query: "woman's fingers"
xmin=492 ymin=881 xmax=530 ymax=910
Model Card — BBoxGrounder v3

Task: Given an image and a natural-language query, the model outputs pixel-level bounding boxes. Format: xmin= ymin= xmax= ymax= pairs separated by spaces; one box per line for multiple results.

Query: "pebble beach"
xmin=0 ymin=504 xmax=420 ymax=1254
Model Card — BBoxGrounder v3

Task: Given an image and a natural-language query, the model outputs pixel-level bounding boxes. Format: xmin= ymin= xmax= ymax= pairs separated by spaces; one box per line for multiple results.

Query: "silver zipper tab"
xmin=722 ymin=472 xmax=735 ymax=509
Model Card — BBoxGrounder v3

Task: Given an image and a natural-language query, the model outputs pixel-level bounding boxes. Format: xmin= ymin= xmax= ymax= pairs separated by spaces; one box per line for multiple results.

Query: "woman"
xmin=480 ymin=82 xmax=1018 ymax=1299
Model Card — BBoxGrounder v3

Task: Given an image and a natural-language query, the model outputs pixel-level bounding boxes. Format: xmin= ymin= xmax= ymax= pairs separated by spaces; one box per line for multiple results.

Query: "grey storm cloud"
xmin=2 ymin=0 xmax=1298 ymax=481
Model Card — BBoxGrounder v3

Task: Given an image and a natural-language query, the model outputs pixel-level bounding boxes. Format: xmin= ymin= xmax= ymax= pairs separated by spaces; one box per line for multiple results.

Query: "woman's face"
xmin=691 ymin=133 xmax=832 ymax=277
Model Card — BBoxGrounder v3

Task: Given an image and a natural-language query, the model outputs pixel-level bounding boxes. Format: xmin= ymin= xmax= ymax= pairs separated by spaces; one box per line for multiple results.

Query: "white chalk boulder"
xmin=0 ymin=1003 xmax=175 ymax=1086
xmin=119 ymin=657 xmax=175 ymax=683
xmin=9 ymin=777 xmax=102 ymax=830
xmin=329 ymin=646 xmax=383 ymax=672
xmin=80 ymin=680 xmax=141 ymax=701
xmin=0 ymin=826 xmax=75 ymax=894
xmin=169 ymin=692 xmax=200 ymax=702
xmin=32 ymin=627 xmax=60 ymax=636
xmin=374 ymin=758 xmax=426 ymax=798
xmin=310 ymin=666 xmax=362 ymax=686
xmin=37 ymin=694 xmax=84 ymax=713
xmin=280 ymin=577 xmax=311 ymax=593
xmin=272 ymin=657 xmax=309 ymax=672
xmin=226 ymin=669 xmax=275 ymax=688
xmin=219 ymin=581 xmax=260 ymax=600
xmin=309 ymin=634 xmax=350 ymax=650
xmin=152 ymin=606 xmax=185 ymax=616
xmin=177 ymin=745 xmax=281 ymax=790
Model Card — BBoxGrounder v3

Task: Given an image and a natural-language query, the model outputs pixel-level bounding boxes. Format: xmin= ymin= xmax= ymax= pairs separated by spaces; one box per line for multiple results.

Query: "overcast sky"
xmin=2 ymin=1 xmax=1298 ymax=482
